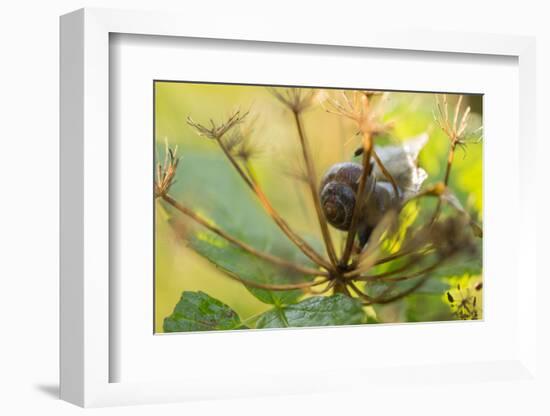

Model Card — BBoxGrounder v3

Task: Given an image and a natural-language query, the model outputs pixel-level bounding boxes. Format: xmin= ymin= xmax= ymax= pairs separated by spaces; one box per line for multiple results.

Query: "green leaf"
xmin=186 ymin=231 xmax=306 ymax=305
xmin=246 ymin=286 xmax=302 ymax=306
xmin=164 ymin=152 xmax=321 ymax=305
xmin=255 ymin=294 xmax=366 ymax=329
xmin=163 ymin=291 xmax=244 ymax=332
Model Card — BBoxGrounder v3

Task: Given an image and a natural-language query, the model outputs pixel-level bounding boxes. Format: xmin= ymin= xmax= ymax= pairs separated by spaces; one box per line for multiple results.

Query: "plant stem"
xmin=443 ymin=141 xmax=457 ymax=186
xmin=372 ymin=150 xmax=399 ymax=195
xmin=305 ymin=279 xmax=336 ymax=295
xmin=372 ymin=246 xmax=433 ymax=267
xmin=346 ymin=280 xmax=373 ymax=302
xmin=345 ymin=256 xmax=421 ymax=281
xmin=430 ymin=140 xmax=457 ymax=224
xmin=332 ymin=280 xmax=352 ymax=296
xmin=367 ymin=276 xmax=429 ymax=305
xmin=214 ymin=265 xmax=330 ymax=291
xmin=378 ymin=259 xmax=445 ymax=283
xmin=351 ymin=258 xmax=450 ymax=306
xmin=355 ymin=258 xmax=444 ymax=283
xmin=340 ymin=131 xmax=374 ymax=266
xmin=161 ymin=193 xmax=328 ymax=277
xmin=292 ymin=110 xmax=339 ymax=267
xmin=214 ymin=137 xmax=334 ymax=271
xmin=430 ymin=95 xmax=468 ymax=226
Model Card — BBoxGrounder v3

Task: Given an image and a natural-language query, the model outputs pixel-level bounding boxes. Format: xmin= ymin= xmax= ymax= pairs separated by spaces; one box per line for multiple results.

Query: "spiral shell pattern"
xmin=319 ymin=162 xmax=367 ymax=231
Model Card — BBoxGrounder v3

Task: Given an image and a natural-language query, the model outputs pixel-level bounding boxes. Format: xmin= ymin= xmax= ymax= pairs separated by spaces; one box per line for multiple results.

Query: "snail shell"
xmin=319 ymin=162 xmax=374 ymax=231
xmin=319 ymin=162 xmax=399 ymax=236
xmin=319 ymin=135 xmax=429 ymax=246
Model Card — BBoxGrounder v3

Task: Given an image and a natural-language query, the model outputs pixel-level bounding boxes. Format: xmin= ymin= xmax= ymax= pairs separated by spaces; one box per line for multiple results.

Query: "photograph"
xmin=154 ymin=82 xmax=483 ymax=333
xmin=1 ymin=0 xmax=543 ymax=412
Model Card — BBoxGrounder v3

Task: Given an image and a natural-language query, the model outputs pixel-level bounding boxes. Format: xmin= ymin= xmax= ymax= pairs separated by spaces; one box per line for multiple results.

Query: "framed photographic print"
xmin=60 ymin=7 xmax=539 ymax=408
xmin=154 ymin=82 xmax=483 ymax=334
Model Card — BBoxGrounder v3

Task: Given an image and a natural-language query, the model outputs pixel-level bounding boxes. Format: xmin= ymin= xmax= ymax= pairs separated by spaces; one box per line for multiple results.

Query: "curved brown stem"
xmin=347 ymin=280 xmax=373 ymax=302
xmin=372 ymin=245 xmax=435 ymax=267
xmin=351 ymin=258 xmax=448 ymax=306
xmin=368 ymin=276 xmax=429 ymax=305
xmin=217 ymin=266 xmax=330 ymax=291
xmin=161 ymin=194 xmax=328 ymax=277
xmin=340 ymin=131 xmax=374 ymax=266
xmin=342 ymin=211 xmax=400 ymax=278
xmin=355 ymin=257 xmax=444 ymax=283
xmin=431 ymin=95 xmax=468 ymax=225
xmin=347 ymin=256 xmax=422 ymax=281
xmin=292 ymin=110 xmax=339 ymax=267
xmin=372 ymin=150 xmax=399 ymax=196
xmin=305 ymin=279 xmax=336 ymax=295
xmin=214 ymin=137 xmax=334 ymax=271
xmin=377 ymin=259 xmax=444 ymax=283
xmin=332 ymin=279 xmax=352 ymax=296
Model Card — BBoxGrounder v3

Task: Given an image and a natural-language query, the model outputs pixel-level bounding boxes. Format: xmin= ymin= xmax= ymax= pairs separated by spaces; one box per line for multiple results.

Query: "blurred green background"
xmin=154 ymin=82 xmax=483 ymax=332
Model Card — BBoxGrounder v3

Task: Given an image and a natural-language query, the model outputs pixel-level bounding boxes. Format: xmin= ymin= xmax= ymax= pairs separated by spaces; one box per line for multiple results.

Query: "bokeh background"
xmin=154 ymin=82 xmax=483 ymax=332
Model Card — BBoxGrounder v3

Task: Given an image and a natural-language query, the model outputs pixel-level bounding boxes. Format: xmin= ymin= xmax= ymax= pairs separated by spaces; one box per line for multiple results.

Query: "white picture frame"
xmin=60 ymin=7 xmax=539 ymax=408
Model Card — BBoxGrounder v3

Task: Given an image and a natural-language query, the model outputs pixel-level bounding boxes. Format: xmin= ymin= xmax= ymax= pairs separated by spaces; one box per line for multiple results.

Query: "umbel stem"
xmin=430 ymin=94 xmax=477 ymax=226
xmin=214 ymin=136 xmax=334 ymax=271
xmin=292 ymin=110 xmax=339 ymax=267
xmin=340 ymin=130 xmax=374 ymax=266
xmin=160 ymin=193 xmax=328 ymax=277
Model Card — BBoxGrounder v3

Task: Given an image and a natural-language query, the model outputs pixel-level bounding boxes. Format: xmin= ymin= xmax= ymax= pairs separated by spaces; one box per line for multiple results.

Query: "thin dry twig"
xmin=154 ymin=140 xmax=180 ymax=198
xmin=161 ymin=193 xmax=329 ymax=277
xmin=323 ymin=91 xmax=394 ymax=266
xmin=216 ymin=136 xmax=334 ymax=270
xmin=186 ymin=112 xmax=334 ymax=271
xmin=372 ymin=150 xmax=399 ymax=195
xmin=214 ymin=266 xmax=330 ymax=291
xmin=340 ymin=131 xmax=374 ymax=265
xmin=292 ymin=110 xmax=339 ymax=267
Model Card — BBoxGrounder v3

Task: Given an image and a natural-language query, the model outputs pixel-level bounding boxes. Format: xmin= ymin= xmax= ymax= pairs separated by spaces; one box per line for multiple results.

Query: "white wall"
xmin=1 ymin=1 xmax=548 ymax=415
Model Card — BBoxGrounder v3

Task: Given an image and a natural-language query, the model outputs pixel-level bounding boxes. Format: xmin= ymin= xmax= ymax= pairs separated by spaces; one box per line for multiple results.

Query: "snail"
xmin=319 ymin=133 xmax=429 ymax=247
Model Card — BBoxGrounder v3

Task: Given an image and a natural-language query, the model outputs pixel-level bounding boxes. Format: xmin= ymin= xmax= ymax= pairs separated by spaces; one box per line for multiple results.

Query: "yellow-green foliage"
xmin=154 ymin=83 xmax=483 ymax=331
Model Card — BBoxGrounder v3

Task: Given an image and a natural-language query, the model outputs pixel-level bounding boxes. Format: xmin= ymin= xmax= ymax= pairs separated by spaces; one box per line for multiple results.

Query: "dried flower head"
xmin=267 ymin=87 xmax=321 ymax=113
xmin=324 ymin=90 xmax=393 ymax=136
xmin=433 ymin=94 xmax=483 ymax=149
xmin=186 ymin=109 xmax=249 ymax=140
xmin=222 ymin=114 xmax=264 ymax=162
xmin=155 ymin=140 xmax=180 ymax=198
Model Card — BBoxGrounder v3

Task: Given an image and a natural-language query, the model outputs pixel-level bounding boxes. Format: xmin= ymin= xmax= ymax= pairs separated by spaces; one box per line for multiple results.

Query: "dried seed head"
xmin=323 ymin=90 xmax=393 ymax=137
xmin=187 ymin=109 xmax=250 ymax=140
xmin=433 ymin=94 xmax=482 ymax=147
xmin=267 ymin=87 xmax=322 ymax=113
xmin=219 ymin=113 xmax=264 ymax=162
xmin=155 ymin=140 xmax=180 ymax=198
